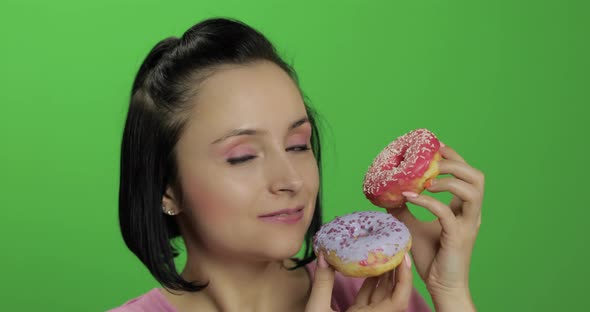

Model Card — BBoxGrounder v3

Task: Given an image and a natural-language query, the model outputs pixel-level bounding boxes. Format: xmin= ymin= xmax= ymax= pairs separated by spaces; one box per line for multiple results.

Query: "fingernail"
xmin=440 ymin=141 xmax=446 ymax=148
xmin=404 ymin=253 xmax=412 ymax=269
xmin=402 ymin=191 xmax=419 ymax=198
xmin=318 ymin=252 xmax=328 ymax=268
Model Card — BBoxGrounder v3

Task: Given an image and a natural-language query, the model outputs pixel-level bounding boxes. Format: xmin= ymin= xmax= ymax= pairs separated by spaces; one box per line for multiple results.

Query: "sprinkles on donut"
xmin=363 ymin=128 xmax=442 ymax=209
xmin=313 ymin=128 xmax=442 ymax=277
xmin=313 ymin=211 xmax=411 ymax=277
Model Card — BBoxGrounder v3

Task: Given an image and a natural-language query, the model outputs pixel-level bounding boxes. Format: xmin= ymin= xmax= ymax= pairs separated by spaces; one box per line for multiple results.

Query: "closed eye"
xmin=227 ymin=155 xmax=256 ymax=165
xmin=287 ymin=144 xmax=311 ymax=152
xmin=227 ymin=145 xmax=310 ymax=165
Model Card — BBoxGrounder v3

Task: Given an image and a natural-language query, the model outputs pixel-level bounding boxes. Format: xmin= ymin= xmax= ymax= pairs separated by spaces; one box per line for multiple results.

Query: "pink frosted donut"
xmin=363 ymin=128 xmax=442 ymax=209
xmin=313 ymin=211 xmax=411 ymax=277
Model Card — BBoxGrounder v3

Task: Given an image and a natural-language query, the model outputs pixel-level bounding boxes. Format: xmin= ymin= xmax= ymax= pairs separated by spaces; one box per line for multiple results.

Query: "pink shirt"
xmin=109 ymin=261 xmax=431 ymax=312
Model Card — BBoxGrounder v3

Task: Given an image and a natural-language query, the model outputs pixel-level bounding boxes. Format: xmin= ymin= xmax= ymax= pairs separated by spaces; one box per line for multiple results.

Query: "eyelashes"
xmin=227 ymin=155 xmax=256 ymax=165
xmin=286 ymin=144 xmax=311 ymax=152
xmin=226 ymin=144 xmax=311 ymax=165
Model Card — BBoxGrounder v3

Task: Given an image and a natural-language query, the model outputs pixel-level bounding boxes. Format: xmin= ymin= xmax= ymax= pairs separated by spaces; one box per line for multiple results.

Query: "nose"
xmin=268 ymin=153 xmax=304 ymax=195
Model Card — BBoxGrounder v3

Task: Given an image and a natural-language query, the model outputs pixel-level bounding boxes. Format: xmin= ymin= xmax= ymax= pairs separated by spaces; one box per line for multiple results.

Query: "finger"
xmin=402 ymin=192 xmax=458 ymax=234
xmin=306 ymin=252 xmax=335 ymax=311
xmin=389 ymin=253 xmax=413 ymax=306
xmin=354 ymin=276 xmax=379 ymax=306
xmin=370 ymin=270 xmax=393 ymax=304
xmin=438 ymin=143 xmax=466 ymax=163
xmin=426 ymin=177 xmax=483 ymax=219
xmin=437 ymin=159 xmax=485 ymax=189
xmin=438 ymin=146 xmax=486 ymax=214
xmin=371 ymin=253 xmax=413 ymax=312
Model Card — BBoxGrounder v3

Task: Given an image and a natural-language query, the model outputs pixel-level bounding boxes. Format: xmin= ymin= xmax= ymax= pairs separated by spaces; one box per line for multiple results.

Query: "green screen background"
xmin=1 ymin=0 xmax=588 ymax=311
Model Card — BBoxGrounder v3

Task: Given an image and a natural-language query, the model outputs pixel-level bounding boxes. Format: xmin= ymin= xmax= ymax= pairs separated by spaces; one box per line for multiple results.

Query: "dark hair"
xmin=118 ymin=17 xmax=324 ymax=292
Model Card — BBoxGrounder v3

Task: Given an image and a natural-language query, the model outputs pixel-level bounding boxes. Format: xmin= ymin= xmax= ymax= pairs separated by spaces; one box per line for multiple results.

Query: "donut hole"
xmin=386 ymin=145 xmax=409 ymax=169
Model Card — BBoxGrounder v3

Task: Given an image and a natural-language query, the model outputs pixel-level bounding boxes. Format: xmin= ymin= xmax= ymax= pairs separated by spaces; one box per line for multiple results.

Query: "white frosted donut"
xmin=313 ymin=211 xmax=411 ymax=277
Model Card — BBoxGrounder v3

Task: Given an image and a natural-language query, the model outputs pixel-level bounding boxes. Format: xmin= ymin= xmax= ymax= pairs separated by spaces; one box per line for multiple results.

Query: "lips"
xmin=258 ymin=206 xmax=304 ymax=224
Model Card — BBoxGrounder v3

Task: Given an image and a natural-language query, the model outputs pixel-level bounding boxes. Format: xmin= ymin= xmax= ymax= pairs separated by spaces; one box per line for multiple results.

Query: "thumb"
xmin=390 ymin=252 xmax=414 ymax=305
xmin=305 ymin=252 xmax=335 ymax=312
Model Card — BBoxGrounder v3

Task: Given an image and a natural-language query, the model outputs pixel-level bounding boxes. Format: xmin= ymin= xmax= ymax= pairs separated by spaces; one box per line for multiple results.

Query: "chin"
xmin=262 ymin=231 xmax=306 ymax=260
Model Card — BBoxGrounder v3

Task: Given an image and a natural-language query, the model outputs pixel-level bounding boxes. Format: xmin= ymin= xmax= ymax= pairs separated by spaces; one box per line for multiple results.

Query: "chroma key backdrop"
xmin=0 ymin=0 xmax=588 ymax=311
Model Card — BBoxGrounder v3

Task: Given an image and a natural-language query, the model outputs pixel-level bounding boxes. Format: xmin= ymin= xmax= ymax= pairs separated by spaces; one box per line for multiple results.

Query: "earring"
xmin=162 ymin=205 xmax=176 ymax=216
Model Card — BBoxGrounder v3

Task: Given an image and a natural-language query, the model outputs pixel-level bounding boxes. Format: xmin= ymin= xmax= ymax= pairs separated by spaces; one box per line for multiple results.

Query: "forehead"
xmin=187 ymin=61 xmax=306 ymax=131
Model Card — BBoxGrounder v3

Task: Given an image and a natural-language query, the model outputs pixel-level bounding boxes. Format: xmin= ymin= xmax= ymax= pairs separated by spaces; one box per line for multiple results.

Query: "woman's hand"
xmin=305 ymin=252 xmax=414 ymax=312
xmin=389 ymin=143 xmax=483 ymax=311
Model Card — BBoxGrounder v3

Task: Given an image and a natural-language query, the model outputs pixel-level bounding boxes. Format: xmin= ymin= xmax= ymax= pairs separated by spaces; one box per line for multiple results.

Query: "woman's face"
xmin=166 ymin=61 xmax=319 ymax=261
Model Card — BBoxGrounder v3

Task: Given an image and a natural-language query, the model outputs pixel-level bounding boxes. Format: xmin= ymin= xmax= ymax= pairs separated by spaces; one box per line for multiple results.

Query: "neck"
xmin=168 ymin=247 xmax=310 ymax=312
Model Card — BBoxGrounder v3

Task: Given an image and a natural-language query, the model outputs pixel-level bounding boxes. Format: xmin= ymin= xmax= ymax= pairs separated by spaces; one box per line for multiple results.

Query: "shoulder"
xmin=305 ymin=261 xmax=432 ymax=312
xmin=107 ymin=288 xmax=176 ymax=312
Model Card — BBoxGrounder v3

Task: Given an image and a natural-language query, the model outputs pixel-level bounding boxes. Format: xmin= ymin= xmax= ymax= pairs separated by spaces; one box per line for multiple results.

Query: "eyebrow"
xmin=211 ymin=116 xmax=310 ymax=144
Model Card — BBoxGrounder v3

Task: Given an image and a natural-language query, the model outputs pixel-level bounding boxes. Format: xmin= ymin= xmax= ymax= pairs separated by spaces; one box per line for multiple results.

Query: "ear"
xmin=162 ymin=184 xmax=182 ymax=216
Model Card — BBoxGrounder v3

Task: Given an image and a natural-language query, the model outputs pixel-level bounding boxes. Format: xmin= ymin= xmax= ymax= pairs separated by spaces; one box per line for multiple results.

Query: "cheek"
xmin=180 ymin=171 xmax=256 ymax=223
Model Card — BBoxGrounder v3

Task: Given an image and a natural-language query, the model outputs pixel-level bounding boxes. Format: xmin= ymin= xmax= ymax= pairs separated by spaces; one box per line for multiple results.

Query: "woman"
xmin=110 ymin=17 xmax=483 ymax=312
